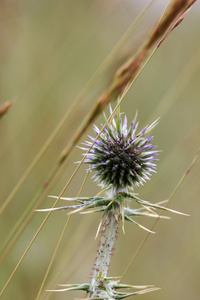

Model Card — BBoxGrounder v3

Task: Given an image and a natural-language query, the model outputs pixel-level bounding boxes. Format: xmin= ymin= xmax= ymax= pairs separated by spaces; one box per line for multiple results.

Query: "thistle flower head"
xmin=82 ymin=106 xmax=159 ymax=192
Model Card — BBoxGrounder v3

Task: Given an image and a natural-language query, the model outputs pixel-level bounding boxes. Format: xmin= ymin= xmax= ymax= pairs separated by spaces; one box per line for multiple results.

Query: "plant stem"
xmin=90 ymin=209 xmax=119 ymax=295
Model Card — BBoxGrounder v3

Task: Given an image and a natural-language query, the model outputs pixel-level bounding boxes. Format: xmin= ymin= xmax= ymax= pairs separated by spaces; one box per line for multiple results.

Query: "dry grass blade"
xmin=1 ymin=1 xmax=199 ymax=299
xmin=35 ymin=166 xmax=91 ymax=299
xmin=0 ymin=1 xmax=158 ymax=278
xmin=58 ymin=0 xmax=194 ymax=169
xmin=157 ymin=0 xmax=197 ymax=47
xmin=0 ymin=0 xmax=155 ymax=216
xmin=1 ymin=0 xmax=191 ymax=270
xmin=120 ymin=145 xmax=200 ymax=283
xmin=35 ymin=216 xmax=71 ymax=300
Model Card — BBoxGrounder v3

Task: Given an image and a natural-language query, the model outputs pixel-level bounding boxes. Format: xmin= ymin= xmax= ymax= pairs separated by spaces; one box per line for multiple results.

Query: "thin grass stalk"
xmin=0 ymin=0 xmax=155 ymax=217
xmin=58 ymin=0 xmax=192 ymax=166
xmin=44 ymin=2 xmax=197 ymax=297
xmin=0 ymin=0 xmax=191 ymax=265
xmin=35 ymin=216 xmax=71 ymax=300
xmin=147 ymin=44 xmax=200 ymax=124
xmin=0 ymin=42 xmax=159 ymax=297
xmin=35 ymin=170 xmax=90 ymax=299
xmin=149 ymin=123 xmax=200 ymax=193
xmin=41 ymin=136 xmax=200 ymax=300
xmin=42 ymin=107 xmax=199 ymax=299
xmin=34 ymin=35 xmax=195 ymax=298
xmin=0 ymin=151 xmax=73 ymax=264
xmin=44 ymin=106 xmax=163 ymax=299
xmin=1 ymin=0 xmax=195 ymax=292
xmin=120 ymin=145 xmax=200 ymax=283
xmin=42 ymin=96 xmax=197 ymax=298
xmin=0 ymin=0 xmax=195 ymax=218
xmin=0 ymin=160 xmax=78 ymax=297
xmin=0 ymin=0 xmax=157 ymax=266
xmin=0 ymin=1 xmax=197 ymax=298
xmin=40 ymin=217 xmax=96 ymax=300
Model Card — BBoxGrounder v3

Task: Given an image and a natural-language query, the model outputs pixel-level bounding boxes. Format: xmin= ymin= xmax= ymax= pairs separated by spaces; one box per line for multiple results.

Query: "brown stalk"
xmin=59 ymin=0 xmax=195 ymax=164
xmin=1 ymin=0 xmax=194 ymax=261
xmin=0 ymin=1 xmax=197 ymax=294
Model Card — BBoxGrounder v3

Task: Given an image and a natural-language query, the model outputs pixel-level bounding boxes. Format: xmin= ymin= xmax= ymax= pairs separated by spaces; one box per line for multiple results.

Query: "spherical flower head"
xmin=82 ymin=106 xmax=159 ymax=191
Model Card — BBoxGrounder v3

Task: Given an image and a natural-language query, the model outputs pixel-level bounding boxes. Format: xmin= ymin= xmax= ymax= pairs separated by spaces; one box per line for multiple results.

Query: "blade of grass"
xmin=0 ymin=152 xmax=73 ymax=264
xmin=1 ymin=0 xmax=194 ymax=293
xmin=40 ymin=216 xmax=96 ymax=300
xmin=120 ymin=145 xmax=200 ymax=283
xmin=149 ymin=123 xmax=200 ymax=193
xmin=147 ymin=44 xmax=200 ymax=124
xmin=36 ymin=216 xmax=71 ymax=300
xmin=0 ymin=39 xmax=159 ymax=297
xmin=0 ymin=0 xmax=155 ymax=262
xmin=35 ymin=170 xmax=91 ymax=299
xmin=0 ymin=151 xmax=83 ymax=297
xmin=0 ymin=0 xmax=158 ymax=266
xmin=41 ymin=124 xmax=200 ymax=300
xmin=1 ymin=0 xmax=187 ymax=265
xmin=0 ymin=0 xmax=156 ymax=216
xmin=58 ymin=0 xmax=192 ymax=166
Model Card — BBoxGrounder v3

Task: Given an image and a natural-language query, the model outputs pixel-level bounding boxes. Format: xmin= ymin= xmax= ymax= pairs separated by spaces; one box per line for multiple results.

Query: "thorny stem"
xmin=89 ymin=192 xmax=121 ymax=297
xmin=91 ymin=213 xmax=119 ymax=282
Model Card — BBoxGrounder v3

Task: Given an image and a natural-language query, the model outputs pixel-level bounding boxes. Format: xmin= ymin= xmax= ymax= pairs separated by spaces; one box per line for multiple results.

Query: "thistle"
xmin=38 ymin=106 xmax=186 ymax=299
xmin=82 ymin=106 xmax=159 ymax=193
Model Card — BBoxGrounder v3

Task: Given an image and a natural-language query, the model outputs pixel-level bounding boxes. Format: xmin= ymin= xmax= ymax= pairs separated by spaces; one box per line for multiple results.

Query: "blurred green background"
xmin=0 ymin=1 xmax=200 ymax=299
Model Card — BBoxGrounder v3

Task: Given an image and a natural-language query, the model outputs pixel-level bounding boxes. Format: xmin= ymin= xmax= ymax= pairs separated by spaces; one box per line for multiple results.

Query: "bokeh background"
xmin=0 ymin=1 xmax=200 ymax=299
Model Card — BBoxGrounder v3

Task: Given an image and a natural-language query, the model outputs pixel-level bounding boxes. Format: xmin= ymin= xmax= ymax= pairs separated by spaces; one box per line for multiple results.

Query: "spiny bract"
xmin=82 ymin=106 xmax=159 ymax=191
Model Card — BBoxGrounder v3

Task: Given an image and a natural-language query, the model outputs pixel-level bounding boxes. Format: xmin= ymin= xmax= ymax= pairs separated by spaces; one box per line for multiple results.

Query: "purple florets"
xmin=82 ymin=107 xmax=159 ymax=191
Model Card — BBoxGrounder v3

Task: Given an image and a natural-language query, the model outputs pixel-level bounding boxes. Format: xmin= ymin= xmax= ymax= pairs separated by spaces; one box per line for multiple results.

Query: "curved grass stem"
xmin=0 ymin=43 xmax=158 ymax=298
xmin=35 ymin=170 xmax=90 ymax=299
xmin=120 ymin=145 xmax=200 ymax=283
xmin=1 ymin=1 xmax=195 ymax=296
xmin=0 ymin=0 xmax=155 ymax=217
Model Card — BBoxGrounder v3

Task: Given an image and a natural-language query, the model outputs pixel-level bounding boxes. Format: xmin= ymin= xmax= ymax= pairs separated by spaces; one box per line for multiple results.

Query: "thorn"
xmin=95 ymin=219 xmax=103 ymax=240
